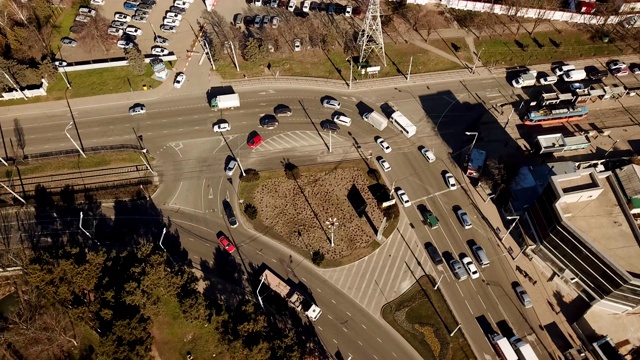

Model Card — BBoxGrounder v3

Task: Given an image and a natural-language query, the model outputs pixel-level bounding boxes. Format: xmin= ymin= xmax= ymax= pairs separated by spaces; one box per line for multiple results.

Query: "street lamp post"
xmin=450 ymin=324 xmax=462 ymax=337
xmin=159 ymin=227 xmax=167 ymax=251
xmin=329 ymin=130 xmax=332 ymax=153
xmin=465 ymin=132 xmax=479 ymax=153
xmin=79 ymin=212 xmax=91 ymax=237
xmin=471 ymin=48 xmax=483 ymax=74
xmin=501 ymin=215 xmax=520 ymax=241
xmin=407 ymin=56 xmax=413 ymax=81
xmin=226 ymin=41 xmax=240 ymax=72
xmin=65 ymin=122 xmax=86 ymax=158
xmin=0 ymin=182 xmax=26 ymax=204
xmin=326 ymin=217 xmax=338 ymax=247
xmin=257 ymin=276 xmax=265 ymax=309
xmin=434 ymin=274 xmax=444 ymax=290
xmin=348 ymin=57 xmax=353 ymax=90
xmin=236 ymin=157 xmax=246 ymax=177
xmin=0 ymin=69 xmax=27 ymax=100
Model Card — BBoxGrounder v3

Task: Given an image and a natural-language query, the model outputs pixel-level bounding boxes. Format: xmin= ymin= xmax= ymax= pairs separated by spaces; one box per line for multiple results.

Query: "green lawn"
xmin=215 ymin=43 xmax=461 ymax=80
xmin=0 ymin=65 xmax=163 ymax=107
xmin=477 ymin=30 xmax=631 ymax=67
xmin=382 ymin=276 xmax=475 ymax=360
xmin=50 ymin=0 xmax=85 ymax=51
xmin=428 ymin=37 xmax=475 ymax=64
xmin=2 ymin=151 xmax=149 ymax=179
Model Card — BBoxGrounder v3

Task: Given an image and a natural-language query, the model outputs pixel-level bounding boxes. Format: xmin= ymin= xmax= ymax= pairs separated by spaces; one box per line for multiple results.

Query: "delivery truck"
xmin=512 ymin=71 xmax=537 ymax=88
xmin=210 ymin=93 xmax=240 ymax=110
xmin=490 ymin=334 xmax=519 ymax=360
xmin=509 ymin=336 xmax=539 ymax=360
xmin=260 ymin=268 xmax=322 ymax=321
xmin=362 ymin=111 xmax=388 ymax=131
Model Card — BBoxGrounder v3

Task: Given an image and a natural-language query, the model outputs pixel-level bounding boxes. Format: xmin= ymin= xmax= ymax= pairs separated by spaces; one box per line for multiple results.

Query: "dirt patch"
xmin=248 ymin=162 xmax=385 ymax=262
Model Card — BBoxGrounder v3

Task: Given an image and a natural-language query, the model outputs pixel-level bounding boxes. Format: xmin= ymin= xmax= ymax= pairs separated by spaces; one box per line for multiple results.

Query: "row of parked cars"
xmin=516 ymin=59 xmax=639 ymax=87
xmin=251 ymin=0 xmax=358 ymax=16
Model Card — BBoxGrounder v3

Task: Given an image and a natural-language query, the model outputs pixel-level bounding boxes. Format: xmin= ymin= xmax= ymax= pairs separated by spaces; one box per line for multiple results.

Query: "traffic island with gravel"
xmin=238 ymin=160 xmax=400 ymax=267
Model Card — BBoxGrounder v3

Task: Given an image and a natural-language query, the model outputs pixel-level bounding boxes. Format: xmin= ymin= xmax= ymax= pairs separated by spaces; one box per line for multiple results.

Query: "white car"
xmin=213 ymin=121 xmax=230 ymax=132
xmin=173 ymin=72 xmax=186 ymax=88
xmin=108 ymin=27 xmax=123 ymax=36
xmin=117 ymin=40 xmax=134 ymax=48
xmin=322 ymin=99 xmax=340 ymax=109
xmin=90 ymin=0 xmax=105 ymax=5
xmin=154 ymin=36 xmax=169 ymax=45
xmin=160 ymin=24 xmax=176 ymax=32
xmin=462 ymin=257 xmax=480 ymax=280
xmin=378 ymin=158 xmax=390 ymax=172
xmin=163 ymin=18 xmax=180 ymax=26
xmin=457 ymin=209 xmax=472 ymax=229
xmin=421 ymin=148 xmax=436 ymax=162
xmin=302 ymin=0 xmax=310 ymax=12
xmin=54 ymin=60 xmax=68 ymax=67
xmin=395 ymin=188 xmax=411 ymax=207
xmin=294 ymin=39 xmax=301 ymax=52
xmin=539 ymin=75 xmax=558 ymax=85
xmin=165 ymin=11 xmax=182 ymax=20
xmin=608 ymin=60 xmax=627 ymax=70
xmin=271 ymin=16 xmax=279 ymax=28
xmin=129 ymin=105 xmax=146 ymax=115
xmin=132 ymin=15 xmax=147 ymax=22
xmin=75 ymin=15 xmax=91 ymax=22
xmin=78 ymin=7 xmax=97 ymax=16
xmin=225 ymin=159 xmax=238 ymax=176
xmin=115 ymin=13 xmax=131 ymax=22
xmin=151 ymin=46 xmax=169 ymax=56
xmin=254 ymin=0 xmax=262 ymax=5
xmin=111 ymin=20 xmax=127 ymax=29
xmin=287 ymin=0 xmax=296 ymax=11
xmin=173 ymin=0 xmax=190 ymax=8
xmin=376 ymin=138 xmax=391 ymax=153
xmin=345 ymin=5 xmax=352 ymax=16
xmin=125 ymin=26 xmax=142 ymax=36
xmin=444 ymin=172 xmax=457 ymax=190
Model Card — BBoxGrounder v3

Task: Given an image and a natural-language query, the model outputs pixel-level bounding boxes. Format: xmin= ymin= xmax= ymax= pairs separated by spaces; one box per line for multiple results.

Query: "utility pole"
xmin=58 ymin=46 xmax=71 ymax=89
xmin=348 ymin=57 xmax=353 ymax=90
xmin=65 ymin=122 xmax=86 ymax=158
xmin=407 ymin=56 xmax=413 ymax=81
xmin=1 ymin=69 xmax=27 ymax=100
xmin=326 ymin=217 xmax=338 ymax=247
xmin=226 ymin=41 xmax=240 ymax=72
xmin=471 ymin=48 xmax=483 ymax=74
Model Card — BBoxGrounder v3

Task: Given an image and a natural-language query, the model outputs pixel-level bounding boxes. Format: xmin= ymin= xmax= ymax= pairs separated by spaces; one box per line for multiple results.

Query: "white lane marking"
xmin=362 ymin=324 xmax=366 ymax=329
xmin=377 ymin=338 xmax=382 ymax=343
xmin=342 ymin=327 xmax=347 ymax=332
xmin=318 ymin=326 xmax=323 ymax=331
xmin=271 ymin=258 xmax=276 ymax=262
xmin=327 ymin=315 xmax=333 ymax=320
xmin=333 ymin=339 xmax=337 ymax=344
xmin=346 ymin=312 xmax=351 ymax=316
xmin=456 ymin=283 xmax=463 ymax=296
xmin=317 ymin=288 xmax=322 ymax=292
xmin=465 ymin=300 xmax=473 ymax=314
xmin=169 ymin=181 xmax=183 ymax=205
xmin=478 ymin=295 xmax=487 ymax=309
xmin=331 ymin=299 xmax=336 ymax=304
xmin=358 ymin=341 xmax=363 ymax=346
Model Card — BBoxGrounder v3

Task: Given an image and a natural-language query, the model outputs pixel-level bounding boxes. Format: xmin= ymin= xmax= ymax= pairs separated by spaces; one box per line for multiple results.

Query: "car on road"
xmin=456 ymin=209 xmax=472 ymax=229
xmin=225 ymin=205 xmax=238 ymax=228
xmin=225 ymin=159 xmax=238 ymax=176
xmin=613 ymin=68 xmax=629 ymax=77
xmin=54 ymin=60 xmax=68 ymax=67
xmin=274 ymin=104 xmax=292 ymax=116
xmin=129 ymin=104 xmax=146 ymax=115
xmin=108 ymin=27 xmax=123 ymax=36
xmin=117 ymin=40 xmax=134 ymax=48
xmin=287 ymin=0 xmax=296 ymax=11
xmin=425 ymin=243 xmax=443 ymax=266
xmin=418 ymin=206 xmax=439 ymax=228
xmin=248 ymin=133 xmax=263 ymax=149
xmin=322 ymin=99 xmax=340 ymax=110
xmin=115 ymin=13 xmax=131 ymax=22
xmin=395 ymin=188 xmax=411 ymax=207
xmin=445 ymin=172 xmax=457 ymax=190
xmin=376 ymin=138 xmax=391 ymax=153
xmin=212 ymin=120 xmax=230 ymax=132
xmin=461 ymin=256 xmax=479 ymax=279
xmin=217 ymin=235 xmax=236 ymax=253
xmin=271 ymin=16 xmax=280 ymax=28
xmin=165 ymin=11 xmax=182 ymax=20
xmin=449 ymin=259 xmax=468 ymax=280
xmin=60 ymin=37 xmax=77 ymax=47
xmin=160 ymin=24 xmax=176 ymax=33
xmin=321 ymin=120 xmax=340 ymax=132
xmin=111 ymin=20 xmax=127 ymax=29
xmin=79 ymin=7 xmax=97 ymax=16
xmin=421 ymin=148 xmax=436 ymax=162
xmin=254 ymin=15 xmax=262 ymax=27
xmin=163 ymin=18 xmax=180 ymax=26
xmin=123 ymin=2 xmax=138 ymax=10
xmin=125 ymin=26 xmax=142 ymax=36
xmin=154 ymin=36 xmax=169 ymax=45
xmin=514 ymin=284 xmax=533 ymax=308
xmin=377 ymin=157 xmax=390 ymax=172
xmin=608 ymin=60 xmax=627 ymax=70
xmin=260 ymin=116 xmax=279 ymax=129
xmin=173 ymin=72 xmax=186 ymax=88
xmin=539 ymin=75 xmax=557 ymax=85
xmin=173 ymin=0 xmax=190 ymax=8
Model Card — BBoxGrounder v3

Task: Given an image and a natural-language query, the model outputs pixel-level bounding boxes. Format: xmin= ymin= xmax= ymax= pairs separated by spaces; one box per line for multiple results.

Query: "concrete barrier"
xmin=60 ymin=54 xmax=178 ymax=72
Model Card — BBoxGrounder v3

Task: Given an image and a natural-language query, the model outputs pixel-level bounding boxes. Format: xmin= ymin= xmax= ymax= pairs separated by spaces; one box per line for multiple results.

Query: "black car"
xmin=588 ymin=69 xmax=609 ymax=80
xmin=274 ymin=104 xmax=292 ymax=116
xmin=425 ymin=243 xmax=444 ymax=266
xmin=169 ymin=5 xmax=186 ymax=14
xmin=138 ymin=3 xmax=153 ymax=10
xmin=223 ymin=201 xmax=238 ymax=228
xmin=321 ymin=120 xmax=340 ymax=132
xmin=233 ymin=13 xmax=243 ymax=26
xmin=140 ymin=0 xmax=156 ymax=5
xmin=260 ymin=116 xmax=279 ymax=129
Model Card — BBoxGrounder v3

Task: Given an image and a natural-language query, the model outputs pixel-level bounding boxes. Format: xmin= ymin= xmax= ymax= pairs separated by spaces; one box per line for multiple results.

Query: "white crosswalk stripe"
xmin=254 ymin=130 xmax=347 ymax=152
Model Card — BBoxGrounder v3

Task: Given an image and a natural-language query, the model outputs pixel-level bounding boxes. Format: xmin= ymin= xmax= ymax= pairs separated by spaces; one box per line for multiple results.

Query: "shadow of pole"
xmin=298 ymin=100 xmax=330 ymax=151
xmin=322 ymin=50 xmax=349 ymax=87
xmin=404 ymin=262 xmax=451 ymax=333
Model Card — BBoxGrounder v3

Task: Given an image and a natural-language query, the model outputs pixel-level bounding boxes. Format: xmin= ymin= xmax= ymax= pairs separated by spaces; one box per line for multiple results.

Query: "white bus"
xmin=389 ymin=111 xmax=416 ymax=138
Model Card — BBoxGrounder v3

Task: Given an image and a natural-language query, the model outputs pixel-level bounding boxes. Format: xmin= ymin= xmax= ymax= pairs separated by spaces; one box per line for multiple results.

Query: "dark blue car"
xmin=124 ymin=2 xmax=138 ymax=10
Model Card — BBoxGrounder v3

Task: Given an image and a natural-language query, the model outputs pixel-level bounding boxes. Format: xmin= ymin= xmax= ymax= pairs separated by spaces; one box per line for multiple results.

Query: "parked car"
xmin=254 ymin=0 xmax=262 ymax=5
xmin=129 ymin=104 xmax=146 ymax=115
xmin=132 ymin=15 xmax=147 ymax=22
xmin=160 ymin=24 xmax=176 ymax=32
xmin=376 ymin=138 xmax=391 ymax=153
xmin=262 ymin=14 xmax=270 ymax=27
xmin=461 ymin=256 xmax=480 ymax=280
xmin=302 ymin=0 xmax=310 ymax=12
xmin=271 ymin=0 xmax=278 ymax=6
xmin=322 ymin=99 xmax=340 ymax=109
xmin=539 ymin=75 xmax=558 ymax=85
xmin=425 ymin=243 xmax=444 ymax=266
xmin=444 ymin=172 xmax=457 ymax=190
xmin=631 ymin=65 xmax=640 ymax=75
xmin=169 ymin=5 xmax=186 ymax=14
xmin=327 ymin=3 xmax=335 ymax=14
xmin=151 ymin=46 xmax=169 ymax=55
xmin=514 ymin=284 xmax=533 ymax=308
xmin=287 ymin=0 xmax=296 ymax=11
xmin=456 ymin=209 xmax=472 ymax=229
xmin=377 ymin=157 xmax=390 ymax=172
xmin=395 ymin=188 xmax=411 ymax=207
xmin=321 ymin=120 xmax=340 ymax=132
xmin=154 ymin=36 xmax=169 ymax=45
xmin=225 ymin=159 xmax=238 ymax=176
xmin=137 ymin=2 xmax=153 ymax=9
xmin=115 ymin=13 xmax=131 ymax=22
xmin=613 ymin=68 xmax=629 ymax=77
xmin=421 ymin=148 xmax=436 ymax=162
xmin=127 ymin=0 xmax=141 ymax=4
xmin=90 ymin=0 xmax=105 ymax=5
xmin=123 ymin=2 xmax=138 ymax=10
xmin=233 ymin=13 xmax=243 ymax=26
xmin=135 ymin=9 xmax=150 ymax=16
xmin=254 ymin=15 xmax=262 ymax=27
xmin=165 ymin=11 xmax=182 ymax=20
xmin=608 ymin=60 xmax=627 ymax=70
xmin=173 ymin=0 xmax=190 ymax=8
xmin=173 ymin=72 xmax=186 ymax=88
xmin=588 ymin=69 xmax=608 ymax=80
xmin=260 ymin=116 xmax=279 ymax=129
xmin=274 ymin=104 xmax=292 ymax=116
xmin=111 ymin=20 xmax=127 ymax=29
xmin=570 ymin=83 xmax=585 ymax=91
xmin=125 ymin=26 xmax=142 ymax=36
xmin=217 ymin=235 xmax=236 ymax=253
xmin=247 ymin=133 xmax=263 ymax=149
xmin=60 ymin=37 xmax=77 ymax=47
xmin=78 ymin=7 xmax=97 ymax=16
xmin=271 ymin=16 xmax=279 ymax=28
xmin=108 ymin=27 xmax=123 ymax=36
xmin=117 ymin=40 xmax=134 ymax=48
xmin=163 ymin=18 xmax=180 ymax=26
xmin=294 ymin=38 xmax=301 ymax=51
xmin=345 ymin=5 xmax=352 ymax=16
xmin=54 ymin=60 xmax=68 ymax=67
xmin=212 ymin=120 xmax=230 ymax=132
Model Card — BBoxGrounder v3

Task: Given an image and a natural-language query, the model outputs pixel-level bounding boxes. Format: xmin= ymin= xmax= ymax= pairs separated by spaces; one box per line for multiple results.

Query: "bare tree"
xmin=5 ymin=0 xmax=49 ymax=53
xmin=76 ymin=14 xmax=113 ymax=54
xmin=13 ymin=118 xmax=25 ymax=159
xmin=528 ymin=0 xmax=563 ymax=34
xmin=125 ymin=47 xmax=146 ymax=75
xmin=0 ymin=210 xmax=13 ymax=250
xmin=503 ymin=0 xmax=527 ymax=35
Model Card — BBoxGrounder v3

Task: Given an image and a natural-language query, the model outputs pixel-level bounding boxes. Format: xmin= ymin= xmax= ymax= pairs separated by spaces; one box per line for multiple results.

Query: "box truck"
xmin=509 ymin=336 xmax=539 ymax=360
xmin=512 ymin=71 xmax=537 ymax=88
xmin=490 ymin=334 xmax=519 ymax=360
xmin=362 ymin=111 xmax=388 ymax=131
xmin=210 ymin=93 xmax=240 ymax=110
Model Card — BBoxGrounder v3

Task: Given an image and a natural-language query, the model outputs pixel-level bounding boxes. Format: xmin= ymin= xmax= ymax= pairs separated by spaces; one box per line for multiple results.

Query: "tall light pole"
xmin=159 ymin=227 xmax=167 ymax=251
xmin=329 ymin=130 xmax=332 ymax=153
xmin=79 ymin=212 xmax=91 ymax=237
xmin=471 ymin=48 xmax=483 ymax=74
xmin=0 ymin=69 xmax=27 ymax=100
xmin=57 ymin=46 xmax=71 ymax=89
xmin=465 ymin=132 xmax=478 ymax=153
xmin=257 ymin=275 xmax=265 ymax=309
xmin=65 ymin=122 xmax=86 ymax=158
xmin=502 ymin=215 xmax=520 ymax=241
xmin=326 ymin=217 xmax=338 ymax=247
xmin=0 ymin=182 xmax=26 ymax=204
xmin=434 ymin=274 xmax=444 ymax=290
xmin=226 ymin=41 xmax=240 ymax=72
xmin=407 ymin=56 xmax=413 ymax=81
xmin=450 ymin=324 xmax=462 ymax=337
xmin=236 ymin=157 xmax=246 ymax=177
xmin=348 ymin=57 xmax=353 ymax=90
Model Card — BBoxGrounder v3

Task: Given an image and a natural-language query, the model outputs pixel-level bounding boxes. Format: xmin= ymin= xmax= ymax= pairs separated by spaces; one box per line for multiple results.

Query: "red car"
xmin=218 ymin=235 xmax=236 ymax=253
xmin=613 ymin=68 xmax=629 ymax=77
xmin=247 ymin=133 xmax=263 ymax=149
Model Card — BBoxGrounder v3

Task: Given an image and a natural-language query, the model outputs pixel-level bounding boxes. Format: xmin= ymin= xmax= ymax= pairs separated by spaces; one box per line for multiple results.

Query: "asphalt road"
xmin=0 ymin=76 xmax=589 ymax=359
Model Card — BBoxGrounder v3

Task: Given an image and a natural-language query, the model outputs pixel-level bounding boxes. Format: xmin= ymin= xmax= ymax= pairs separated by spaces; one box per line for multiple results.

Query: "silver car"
xmin=225 ymin=159 xmax=238 ymax=176
xmin=322 ymin=99 xmax=340 ymax=109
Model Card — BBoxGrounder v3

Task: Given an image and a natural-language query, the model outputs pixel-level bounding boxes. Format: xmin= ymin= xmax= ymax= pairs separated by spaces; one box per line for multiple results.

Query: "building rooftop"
xmin=555 ymin=171 xmax=640 ymax=276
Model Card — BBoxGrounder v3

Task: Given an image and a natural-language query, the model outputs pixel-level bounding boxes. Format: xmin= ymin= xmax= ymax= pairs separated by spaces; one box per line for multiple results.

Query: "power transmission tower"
xmin=357 ymin=0 xmax=386 ymax=67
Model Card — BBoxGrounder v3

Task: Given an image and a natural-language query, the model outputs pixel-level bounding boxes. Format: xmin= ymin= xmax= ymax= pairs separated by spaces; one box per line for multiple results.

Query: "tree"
xmin=0 ymin=58 xmax=32 ymax=88
xmin=13 ymin=118 xmax=26 ymax=158
xmin=76 ymin=14 xmax=113 ymax=54
xmin=37 ymin=58 xmax=59 ymax=81
xmin=125 ymin=47 xmax=146 ymax=75
xmin=243 ymin=203 xmax=258 ymax=220
xmin=242 ymin=37 xmax=263 ymax=62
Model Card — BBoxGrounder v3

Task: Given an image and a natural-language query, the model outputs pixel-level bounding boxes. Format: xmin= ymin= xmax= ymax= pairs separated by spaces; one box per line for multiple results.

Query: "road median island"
xmin=0 ymin=150 xmax=156 ymax=203
xmin=237 ymin=159 xmax=400 ymax=268
xmin=381 ymin=275 xmax=476 ymax=360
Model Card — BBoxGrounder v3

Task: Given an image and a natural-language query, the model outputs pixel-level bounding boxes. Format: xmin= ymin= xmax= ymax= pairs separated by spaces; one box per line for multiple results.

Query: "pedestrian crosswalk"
xmin=253 ymin=130 xmax=347 ymax=152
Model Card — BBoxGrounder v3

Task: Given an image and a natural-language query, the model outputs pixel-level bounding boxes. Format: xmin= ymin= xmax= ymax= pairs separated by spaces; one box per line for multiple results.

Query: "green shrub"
xmin=311 ymin=250 xmax=325 ymax=265
xmin=284 ymin=162 xmax=301 ymax=180
xmin=244 ymin=203 xmax=258 ymax=220
xmin=367 ymin=168 xmax=381 ymax=182
xmin=240 ymin=168 xmax=260 ymax=183
xmin=382 ymin=204 xmax=399 ymax=220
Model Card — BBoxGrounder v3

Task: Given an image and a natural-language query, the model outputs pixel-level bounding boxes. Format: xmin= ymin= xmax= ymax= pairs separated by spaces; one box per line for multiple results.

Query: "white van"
xmin=332 ymin=114 xmax=351 ymax=126
xmin=562 ymin=69 xmax=587 ymax=82
xmin=553 ymin=64 xmax=575 ymax=76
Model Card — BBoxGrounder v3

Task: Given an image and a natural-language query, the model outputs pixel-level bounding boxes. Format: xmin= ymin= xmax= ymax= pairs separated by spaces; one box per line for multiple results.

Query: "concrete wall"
xmin=1 ymin=79 xmax=49 ymax=101
xmin=61 ymin=54 xmax=178 ymax=72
